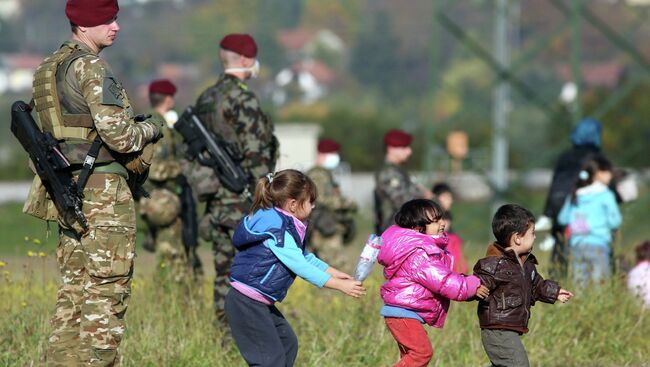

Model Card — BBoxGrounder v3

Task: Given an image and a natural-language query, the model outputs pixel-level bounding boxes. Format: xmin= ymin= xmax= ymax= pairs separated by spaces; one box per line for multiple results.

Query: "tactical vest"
xmin=194 ymin=76 xmax=242 ymax=144
xmin=32 ymin=42 xmax=115 ymax=165
xmin=195 ymin=75 xmax=279 ymax=173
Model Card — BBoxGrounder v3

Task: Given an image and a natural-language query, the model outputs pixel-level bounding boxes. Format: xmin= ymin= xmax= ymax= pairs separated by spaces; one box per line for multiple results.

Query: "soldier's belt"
xmin=71 ymin=162 xmax=128 ymax=180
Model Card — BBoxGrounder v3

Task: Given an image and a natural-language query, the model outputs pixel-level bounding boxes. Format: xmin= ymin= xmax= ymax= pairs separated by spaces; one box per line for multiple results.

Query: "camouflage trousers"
xmin=152 ymin=217 xmax=190 ymax=283
xmin=200 ymin=200 xmax=248 ymax=324
xmin=310 ymin=229 xmax=347 ymax=270
xmin=47 ymin=173 xmax=136 ymax=367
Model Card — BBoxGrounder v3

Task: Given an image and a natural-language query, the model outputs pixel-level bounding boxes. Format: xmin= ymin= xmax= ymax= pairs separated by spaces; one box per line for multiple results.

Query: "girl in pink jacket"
xmin=378 ymin=199 xmax=488 ymax=367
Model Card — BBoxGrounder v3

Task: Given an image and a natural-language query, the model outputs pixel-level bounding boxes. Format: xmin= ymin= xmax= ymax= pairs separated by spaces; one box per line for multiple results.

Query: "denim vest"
xmin=230 ymin=208 xmax=304 ymax=302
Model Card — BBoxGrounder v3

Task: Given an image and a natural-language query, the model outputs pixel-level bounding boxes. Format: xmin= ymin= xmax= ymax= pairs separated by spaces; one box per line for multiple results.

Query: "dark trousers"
xmin=481 ymin=329 xmax=529 ymax=367
xmin=225 ymin=288 xmax=298 ymax=367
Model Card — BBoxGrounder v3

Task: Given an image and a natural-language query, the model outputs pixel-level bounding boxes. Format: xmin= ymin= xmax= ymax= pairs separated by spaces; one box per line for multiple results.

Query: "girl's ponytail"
xmin=250 ymin=173 xmax=275 ymax=213
xmin=571 ymin=154 xmax=612 ymax=204
xmin=249 ymin=170 xmax=317 ymax=214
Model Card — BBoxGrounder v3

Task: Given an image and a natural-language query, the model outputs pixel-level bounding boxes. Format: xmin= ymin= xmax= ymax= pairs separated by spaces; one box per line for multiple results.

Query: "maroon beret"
xmin=317 ymin=139 xmax=340 ymax=153
xmin=148 ymin=79 xmax=177 ymax=96
xmin=384 ymin=129 xmax=412 ymax=147
xmin=220 ymin=34 xmax=258 ymax=58
xmin=66 ymin=0 xmax=119 ymax=28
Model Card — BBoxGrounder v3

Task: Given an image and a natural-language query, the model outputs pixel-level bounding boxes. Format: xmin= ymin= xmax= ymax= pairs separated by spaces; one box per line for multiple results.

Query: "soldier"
xmin=26 ymin=1 xmax=164 ymax=365
xmin=139 ymin=79 xmax=190 ymax=282
xmin=306 ymin=138 xmax=357 ymax=268
xmin=374 ymin=129 xmax=433 ymax=234
xmin=191 ymin=33 xmax=278 ymax=322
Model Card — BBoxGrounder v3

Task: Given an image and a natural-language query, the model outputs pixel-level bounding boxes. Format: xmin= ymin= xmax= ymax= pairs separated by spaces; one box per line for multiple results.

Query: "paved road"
xmin=0 ymin=181 xmax=31 ymax=204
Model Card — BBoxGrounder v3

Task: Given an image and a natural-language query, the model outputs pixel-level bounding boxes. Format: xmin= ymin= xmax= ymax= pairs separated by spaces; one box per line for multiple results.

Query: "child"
xmin=378 ymin=199 xmax=488 ymax=366
xmin=627 ymin=241 xmax=650 ymax=309
xmin=441 ymin=210 xmax=468 ymax=274
xmin=225 ymin=169 xmax=366 ymax=367
xmin=474 ymin=204 xmax=573 ymax=367
xmin=432 ymin=182 xmax=454 ymax=212
xmin=557 ymin=155 xmax=622 ymax=286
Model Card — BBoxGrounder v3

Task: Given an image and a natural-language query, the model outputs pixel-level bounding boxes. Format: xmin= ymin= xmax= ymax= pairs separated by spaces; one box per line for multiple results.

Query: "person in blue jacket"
xmin=558 ymin=155 xmax=622 ymax=287
xmin=225 ymin=169 xmax=366 ymax=367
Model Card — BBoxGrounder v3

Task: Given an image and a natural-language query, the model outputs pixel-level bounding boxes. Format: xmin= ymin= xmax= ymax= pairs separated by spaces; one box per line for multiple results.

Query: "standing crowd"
xmin=17 ymin=1 xmax=647 ymax=367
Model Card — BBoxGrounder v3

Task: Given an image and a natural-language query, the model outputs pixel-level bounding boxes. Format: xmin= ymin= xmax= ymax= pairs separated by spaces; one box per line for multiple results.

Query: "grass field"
xmin=1 ymin=187 xmax=649 ymax=366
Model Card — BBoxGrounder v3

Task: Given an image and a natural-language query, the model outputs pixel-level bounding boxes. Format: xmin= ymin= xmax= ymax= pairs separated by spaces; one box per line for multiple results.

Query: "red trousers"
xmin=384 ymin=317 xmax=433 ymax=367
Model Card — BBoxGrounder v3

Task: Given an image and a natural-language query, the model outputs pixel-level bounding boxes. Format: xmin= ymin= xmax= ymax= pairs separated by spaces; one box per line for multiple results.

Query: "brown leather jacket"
xmin=473 ymin=243 xmax=560 ymax=334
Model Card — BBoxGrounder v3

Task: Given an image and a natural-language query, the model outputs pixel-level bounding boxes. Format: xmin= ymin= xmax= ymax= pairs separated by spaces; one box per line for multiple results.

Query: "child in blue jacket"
xmin=558 ymin=155 xmax=622 ymax=286
xmin=225 ymin=169 xmax=366 ymax=367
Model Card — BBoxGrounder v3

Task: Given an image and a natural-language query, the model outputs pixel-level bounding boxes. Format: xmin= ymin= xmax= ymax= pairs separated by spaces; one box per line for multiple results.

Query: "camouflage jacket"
xmin=23 ymin=40 xmax=162 ymax=228
xmin=147 ymin=111 xmax=181 ymax=182
xmin=374 ymin=162 xmax=423 ymax=233
xmin=194 ymin=73 xmax=278 ymax=202
xmin=307 ymin=166 xmax=356 ymax=212
xmin=58 ymin=40 xmax=160 ymax=155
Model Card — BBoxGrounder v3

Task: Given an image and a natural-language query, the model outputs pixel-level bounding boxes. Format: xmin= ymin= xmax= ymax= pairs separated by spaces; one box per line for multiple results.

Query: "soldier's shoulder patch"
xmin=101 ymin=76 xmax=124 ymax=108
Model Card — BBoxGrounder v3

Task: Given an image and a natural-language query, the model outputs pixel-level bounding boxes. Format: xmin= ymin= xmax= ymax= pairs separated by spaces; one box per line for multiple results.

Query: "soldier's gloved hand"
xmin=134 ymin=113 xmax=152 ymax=122
xmin=143 ymin=114 xmax=165 ymax=141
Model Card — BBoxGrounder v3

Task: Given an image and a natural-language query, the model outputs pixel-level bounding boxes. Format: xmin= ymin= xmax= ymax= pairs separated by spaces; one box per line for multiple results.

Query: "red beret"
xmin=66 ymin=0 xmax=119 ymax=28
xmin=317 ymin=139 xmax=340 ymax=153
xmin=148 ymin=79 xmax=177 ymax=96
xmin=384 ymin=129 xmax=412 ymax=147
xmin=220 ymin=34 xmax=258 ymax=58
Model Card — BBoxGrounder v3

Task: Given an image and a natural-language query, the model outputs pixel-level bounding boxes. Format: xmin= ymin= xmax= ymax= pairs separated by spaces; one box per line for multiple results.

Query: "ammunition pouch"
xmin=22 ymin=175 xmax=59 ymax=222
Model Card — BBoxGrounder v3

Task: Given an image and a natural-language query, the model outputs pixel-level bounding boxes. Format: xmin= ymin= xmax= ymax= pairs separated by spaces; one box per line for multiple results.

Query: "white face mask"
xmin=164 ymin=109 xmax=178 ymax=128
xmin=322 ymin=153 xmax=340 ymax=170
xmin=225 ymin=59 xmax=260 ymax=79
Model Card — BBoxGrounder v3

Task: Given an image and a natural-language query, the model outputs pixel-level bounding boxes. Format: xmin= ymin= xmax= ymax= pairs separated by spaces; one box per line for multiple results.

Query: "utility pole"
xmin=492 ymin=0 xmax=510 ymax=193
xmin=570 ymin=0 xmax=583 ymax=124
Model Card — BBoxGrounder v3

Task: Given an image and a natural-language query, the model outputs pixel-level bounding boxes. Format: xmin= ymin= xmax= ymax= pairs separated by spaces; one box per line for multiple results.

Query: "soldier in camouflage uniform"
xmin=24 ymin=1 xmax=163 ymax=365
xmin=374 ymin=129 xmax=433 ymax=234
xmin=138 ymin=79 xmax=190 ymax=282
xmin=190 ymin=34 xmax=278 ymax=322
xmin=306 ymin=139 xmax=357 ymax=268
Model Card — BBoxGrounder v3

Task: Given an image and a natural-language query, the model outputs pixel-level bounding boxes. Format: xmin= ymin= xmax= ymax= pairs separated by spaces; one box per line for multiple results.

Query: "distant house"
xmin=276 ymin=28 xmax=345 ymax=60
xmin=272 ymin=59 xmax=337 ymax=105
xmin=273 ymin=28 xmax=345 ymax=105
xmin=557 ymin=61 xmax=626 ymax=89
xmin=0 ymin=53 xmax=43 ymax=94
xmin=0 ymin=0 xmax=20 ymax=20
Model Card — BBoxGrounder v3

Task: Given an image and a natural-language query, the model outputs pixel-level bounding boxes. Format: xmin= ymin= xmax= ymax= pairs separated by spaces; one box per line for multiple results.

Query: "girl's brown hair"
xmin=250 ymin=169 xmax=318 ymax=213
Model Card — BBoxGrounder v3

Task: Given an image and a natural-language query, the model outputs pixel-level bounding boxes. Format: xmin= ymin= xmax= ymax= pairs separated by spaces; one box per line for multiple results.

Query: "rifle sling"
xmin=76 ymin=135 xmax=103 ymax=196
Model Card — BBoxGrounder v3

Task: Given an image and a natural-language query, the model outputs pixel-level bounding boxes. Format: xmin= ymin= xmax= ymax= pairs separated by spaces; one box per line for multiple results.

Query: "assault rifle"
xmin=10 ymin=100 xmax=88 ymax=231
xmin=176 ymin=174 xmax=202 ymax=274
xmin=175 ymin=106 xmax=250 ymax=195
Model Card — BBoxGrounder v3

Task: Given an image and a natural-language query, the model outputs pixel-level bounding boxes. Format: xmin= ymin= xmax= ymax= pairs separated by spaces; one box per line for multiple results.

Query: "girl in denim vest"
xmin=225 ymin=169 xmax=366 ymax=367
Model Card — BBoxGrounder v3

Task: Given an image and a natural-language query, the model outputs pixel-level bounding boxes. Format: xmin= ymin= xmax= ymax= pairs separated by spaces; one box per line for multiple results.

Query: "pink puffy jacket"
xmin=378 ymin=225 xmax=481 ymax=327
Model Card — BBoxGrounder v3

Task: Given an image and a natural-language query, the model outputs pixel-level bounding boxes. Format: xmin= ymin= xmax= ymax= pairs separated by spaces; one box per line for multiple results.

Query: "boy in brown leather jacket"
xmin=474 ymin=204 xmax=573 ymax=367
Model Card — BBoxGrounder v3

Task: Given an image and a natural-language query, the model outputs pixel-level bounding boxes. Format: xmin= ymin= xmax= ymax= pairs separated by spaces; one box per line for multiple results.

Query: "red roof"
xmin=291 ymin=60 xmax=336 ymax=84
xmin=277 ymin=29 xmax=316 ymax=51
xmin=557 ymin=61 xmax=625 ymax=88
xmin=0 ymin=53 xmax=43 ymax=70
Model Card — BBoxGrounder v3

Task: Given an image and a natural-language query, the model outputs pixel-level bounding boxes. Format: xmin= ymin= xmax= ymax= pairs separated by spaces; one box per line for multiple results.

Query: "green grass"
xmin=1 ymin=186 xmax=649 ymax=366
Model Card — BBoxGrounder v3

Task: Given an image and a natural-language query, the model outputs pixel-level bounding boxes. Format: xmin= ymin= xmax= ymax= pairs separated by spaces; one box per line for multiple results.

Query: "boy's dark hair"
xmin=432 ymin=182 xmax=453 ymax=196
xmin=492 ymin=204 xmax=535 ymax=247
xmin=636 ymin=241 xmax=650 ymax=262
xmin=395 ymin=199 xmax=443 ymax=233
